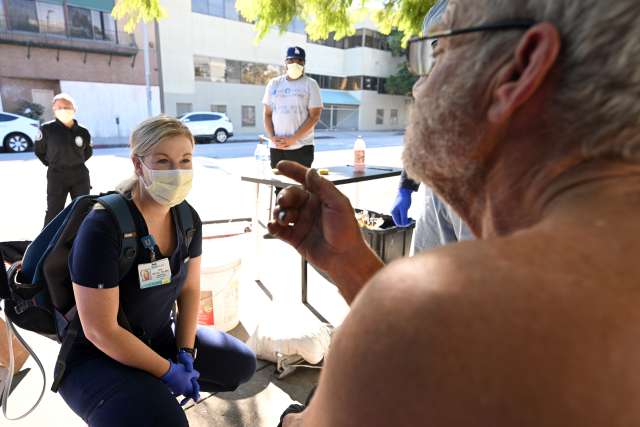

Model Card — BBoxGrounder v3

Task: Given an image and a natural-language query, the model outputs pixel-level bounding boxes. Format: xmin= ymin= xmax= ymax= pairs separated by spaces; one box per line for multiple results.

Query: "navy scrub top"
xmin=67 ymin=197 xmax=202 ymax=365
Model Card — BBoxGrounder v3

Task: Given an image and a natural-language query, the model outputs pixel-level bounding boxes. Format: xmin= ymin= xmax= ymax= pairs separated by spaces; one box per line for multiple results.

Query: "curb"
xmin=93 ymin=135 xmax=337 ymax=150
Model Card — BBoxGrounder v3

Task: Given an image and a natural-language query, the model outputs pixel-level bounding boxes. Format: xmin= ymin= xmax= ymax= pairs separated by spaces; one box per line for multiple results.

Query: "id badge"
xmin=138 ymin=258 xmax=172 ymax=289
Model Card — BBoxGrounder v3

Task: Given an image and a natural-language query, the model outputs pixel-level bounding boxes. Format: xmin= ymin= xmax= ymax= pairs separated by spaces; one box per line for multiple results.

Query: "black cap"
xmin=286 ymin=46 xmax=306 ymax=61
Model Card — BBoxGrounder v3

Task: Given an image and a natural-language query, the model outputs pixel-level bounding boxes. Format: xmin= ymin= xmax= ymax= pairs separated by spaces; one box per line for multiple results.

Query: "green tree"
xmin=112 ymin=0 xmax=435 ymax=43
xmin=112 ymin=0 xmax=167 ymax=33
xmin=384 ymin=63 xmax=417 ymax=96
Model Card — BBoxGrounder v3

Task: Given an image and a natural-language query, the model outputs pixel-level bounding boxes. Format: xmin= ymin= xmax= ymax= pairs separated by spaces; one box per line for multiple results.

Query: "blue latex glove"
xmin=391 ymin=188 xmax=413 ymax=226
xmin=177 ymin=349 xmax=194 ymax=372
xmin=177 ymin=350 xmax=201 ymax=404
xmin=160 ymin=359 xmax=200 ymax=403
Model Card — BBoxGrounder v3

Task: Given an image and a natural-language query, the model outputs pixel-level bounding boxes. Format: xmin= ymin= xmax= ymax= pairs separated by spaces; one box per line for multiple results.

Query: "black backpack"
xmin=0 ymin=192 xmax=195 ymax=395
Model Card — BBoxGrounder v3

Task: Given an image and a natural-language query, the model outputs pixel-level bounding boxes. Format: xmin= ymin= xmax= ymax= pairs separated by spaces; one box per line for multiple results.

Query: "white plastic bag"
xmin=247 ymin=303 xmax=333 ymax=366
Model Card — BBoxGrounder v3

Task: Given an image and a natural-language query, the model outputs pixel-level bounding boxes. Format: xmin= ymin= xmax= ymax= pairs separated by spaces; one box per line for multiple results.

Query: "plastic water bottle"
xmin=353 ymin=135 xmax=366 ymax=172
xmin=254 ymin=140 xmax=270 ymax=175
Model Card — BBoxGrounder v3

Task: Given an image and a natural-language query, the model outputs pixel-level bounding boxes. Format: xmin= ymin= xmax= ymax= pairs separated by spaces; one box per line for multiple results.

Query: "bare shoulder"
xmin=303 ymin=237 xmax=640 ymax=427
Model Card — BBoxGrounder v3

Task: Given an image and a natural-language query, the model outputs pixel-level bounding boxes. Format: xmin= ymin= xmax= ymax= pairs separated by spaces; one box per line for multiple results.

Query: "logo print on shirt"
xmin=75 ymin=136 xmax=83 ymax=147
xmin=285 ymin=88 xmax=291 ymax=95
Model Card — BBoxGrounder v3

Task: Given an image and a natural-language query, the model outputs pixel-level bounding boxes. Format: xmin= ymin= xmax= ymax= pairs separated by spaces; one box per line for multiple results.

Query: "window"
xmin=363 ymin=76 xmax=378 ymax=91
xmin=241 ymin=62 xmax=267 ymax=85
xmin=0 ymin=114 xmax=18 ymax=122
xmin=195 ymin=56 xmax=281 ymax=85
xmin=188 ymin=113 xmax=220 ymax=121
xmin=346 ymin=76 xmax=362 ymax=91
xmin=345 ymin=29 xmax=364 ymax=49
xmin=208 ymin=0 xmax=224 ymax=17
xmin=36 ymin=1 xmax=65 ymax=35
xmin=192 ymin=0 xmax=235 ymax=18
xmin=224 ymin=0 xmax=238 ymax=20
xmin=192 ymin=0 xmax=208 ymax=14
xmin=225 ymin=60 xmax=242 ymax=83
xmin=390 ymin=109 xmax=399 ymax=125
xmin=91 ymin=10 xmax=104 ymax=39
xmin=211 ymin=105 xmax=227 ymax=114
xmin=176 ymin=103 xmax=193 ymax=116
xmin=68 ymin=6 xmax=93 ymax=39
xmin=194 ymin=56 xmax=211 ymax=81
xmin=8 ymin=0 xmax=39 ymax=32
xmin=241 ymin=105 xmax=255 ymax=127
xmin=241 ymin=62 xmax=280 ymax=85
xmin=194 ymin=56 xmax=226 ymax=82
xmin=310 ymin=28 xmax=389 ymax=51
xmin=102 ymin=12 xmax=116 ymax=41
xmin=376 ymin=109 xmax=384 ymax=125
xmin=378 ymin=78 xmax=387 ymax=94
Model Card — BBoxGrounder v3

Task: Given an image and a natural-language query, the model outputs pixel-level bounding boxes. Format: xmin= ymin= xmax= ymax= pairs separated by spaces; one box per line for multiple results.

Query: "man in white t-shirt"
xmin=262 ymin=46 xmax=323 ymax=172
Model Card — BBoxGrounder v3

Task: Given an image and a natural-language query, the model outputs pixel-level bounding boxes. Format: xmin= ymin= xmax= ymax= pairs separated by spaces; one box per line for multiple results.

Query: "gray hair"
xmin=116 ymin=115 xmax=194 ymax=193
xmin=462 ymin=0 xmax=640 ymax=160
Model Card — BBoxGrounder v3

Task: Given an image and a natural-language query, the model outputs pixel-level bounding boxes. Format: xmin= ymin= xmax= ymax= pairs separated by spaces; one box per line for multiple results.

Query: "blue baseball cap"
xmin=286 ymin=46 xmax=306 ymax=61
xmin=424 ymin=0 xmax=448 ymax=34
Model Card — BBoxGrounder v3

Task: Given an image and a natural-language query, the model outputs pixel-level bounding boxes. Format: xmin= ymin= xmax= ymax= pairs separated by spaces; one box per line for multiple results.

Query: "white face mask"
xmin=54 ymin=109 xmax=75 ymax=124
xmin=286 ymin=63 xmax=304 ymax=80
xmin=140 ymin=161 xmax=193 ymax=207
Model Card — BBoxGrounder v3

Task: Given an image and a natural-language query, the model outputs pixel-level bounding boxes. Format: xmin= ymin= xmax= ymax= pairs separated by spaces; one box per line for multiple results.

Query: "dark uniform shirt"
xmin=67 ymin=198 xmax=203 ymax=366
xmin=35 ymin=119 xmax=92 ymax=169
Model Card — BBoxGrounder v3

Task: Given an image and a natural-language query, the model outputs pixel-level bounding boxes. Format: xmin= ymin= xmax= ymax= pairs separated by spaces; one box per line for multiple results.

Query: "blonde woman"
xmin=59 ymin=116 xmax=255 ymax=426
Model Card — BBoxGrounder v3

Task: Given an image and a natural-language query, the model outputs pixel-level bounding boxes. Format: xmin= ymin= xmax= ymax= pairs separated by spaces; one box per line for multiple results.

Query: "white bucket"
xmin=200 ymin=257 xmax=241 ymax=332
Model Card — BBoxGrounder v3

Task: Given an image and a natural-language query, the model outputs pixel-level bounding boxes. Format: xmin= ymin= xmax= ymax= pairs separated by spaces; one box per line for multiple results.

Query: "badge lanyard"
xmin=140 ymin=235 xmax=157 ymax=262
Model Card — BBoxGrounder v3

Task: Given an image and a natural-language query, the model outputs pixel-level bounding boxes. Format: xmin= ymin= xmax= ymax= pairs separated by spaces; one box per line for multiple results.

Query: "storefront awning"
xmin=320 ymin=90 xmax=360 ymax=106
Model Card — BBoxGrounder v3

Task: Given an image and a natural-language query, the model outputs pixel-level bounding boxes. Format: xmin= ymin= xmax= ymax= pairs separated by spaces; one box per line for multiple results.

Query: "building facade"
xmin=157 ymin=0 xmax=411 ymax=134
xmin=0 ymin=0 xmax=160 ymax=138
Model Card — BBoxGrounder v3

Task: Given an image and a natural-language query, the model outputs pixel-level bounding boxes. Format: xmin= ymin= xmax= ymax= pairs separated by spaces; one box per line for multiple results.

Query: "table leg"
xmin=253 ymin=182 xmax=261 ymax=280
xmin=301 ymin=256 xmax=308 ymax=304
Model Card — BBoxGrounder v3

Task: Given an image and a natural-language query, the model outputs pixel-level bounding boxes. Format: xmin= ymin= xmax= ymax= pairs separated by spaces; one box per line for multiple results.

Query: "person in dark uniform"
xmin=59 ymin=116 xmax=256 ymax=427
xmin=35 ymin=93 xmax=92 ymax=226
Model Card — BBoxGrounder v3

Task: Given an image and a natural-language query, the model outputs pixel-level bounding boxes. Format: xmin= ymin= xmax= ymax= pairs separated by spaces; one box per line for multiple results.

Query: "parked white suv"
xmin=0 ymin=112 xmax=40 ymax=153
xmin=178 ymin=112 xmax=234 ymax=143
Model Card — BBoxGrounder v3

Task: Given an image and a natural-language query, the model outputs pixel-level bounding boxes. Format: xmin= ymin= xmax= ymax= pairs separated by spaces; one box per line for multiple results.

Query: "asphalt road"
xmin=0 ymin=133 xmax=405 ymax=161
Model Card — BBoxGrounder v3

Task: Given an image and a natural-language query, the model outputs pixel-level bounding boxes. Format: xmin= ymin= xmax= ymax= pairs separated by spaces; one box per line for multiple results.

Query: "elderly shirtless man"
xmin=270 ymin=0 xmax=640 ymax=425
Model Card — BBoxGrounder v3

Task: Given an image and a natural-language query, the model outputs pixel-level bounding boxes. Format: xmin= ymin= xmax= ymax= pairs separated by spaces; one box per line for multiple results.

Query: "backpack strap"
xmin=96 ymin=193 xmax=138 ymax=276
xmin=51 ymin=313 xmax=80 ymax=392
xmin=174 ymin=202 xmax=195 ymax=250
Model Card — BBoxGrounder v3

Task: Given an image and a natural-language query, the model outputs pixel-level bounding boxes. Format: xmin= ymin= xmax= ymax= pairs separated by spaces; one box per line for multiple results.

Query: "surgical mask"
xmin=286 ymin=63 xmax=304 ymax=80
xmin=140 ymin=161 xmax=193 ymax=207
xmin=54 ymin=109 xmax=75 ymax=124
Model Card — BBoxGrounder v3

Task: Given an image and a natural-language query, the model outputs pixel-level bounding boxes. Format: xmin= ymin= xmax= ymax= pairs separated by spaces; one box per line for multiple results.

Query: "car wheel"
xmin=3 ymin=133 xmax=32 ymax=153
xmin=214 ymin=129 xmax=228 ymax=143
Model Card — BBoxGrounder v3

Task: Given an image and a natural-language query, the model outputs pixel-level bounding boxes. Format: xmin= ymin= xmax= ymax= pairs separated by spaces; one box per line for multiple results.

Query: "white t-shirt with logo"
xmin=262 ymin=75 xmax=323 ymax=150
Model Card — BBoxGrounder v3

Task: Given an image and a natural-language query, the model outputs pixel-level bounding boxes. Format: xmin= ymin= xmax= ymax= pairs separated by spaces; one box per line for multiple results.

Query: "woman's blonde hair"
xmin=116 ymin=115 xmax=194 ymax=194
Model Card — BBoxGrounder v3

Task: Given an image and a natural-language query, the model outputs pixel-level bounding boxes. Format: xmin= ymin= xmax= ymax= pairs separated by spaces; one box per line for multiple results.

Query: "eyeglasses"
xmin=407 ymin=19 xmax=537 ymax=76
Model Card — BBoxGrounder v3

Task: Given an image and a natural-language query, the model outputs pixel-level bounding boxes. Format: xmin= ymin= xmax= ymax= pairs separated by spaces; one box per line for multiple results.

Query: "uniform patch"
xmin=35 ymin=130 xmax=43 ymax=141
xmin=75 ymin=136 xmax=83 ymax=147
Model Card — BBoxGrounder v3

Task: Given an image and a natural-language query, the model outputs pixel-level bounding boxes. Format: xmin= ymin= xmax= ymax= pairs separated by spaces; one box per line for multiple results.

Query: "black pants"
xmin=270 ymin=145 xmax=315 ymax=169
xmin=45 ymin=166 xmax=90 ymax=226
xmin=59 ymin=327 xmax=257 ymax=427
xmin=270 ymin=145 xmax=314 ymax=195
